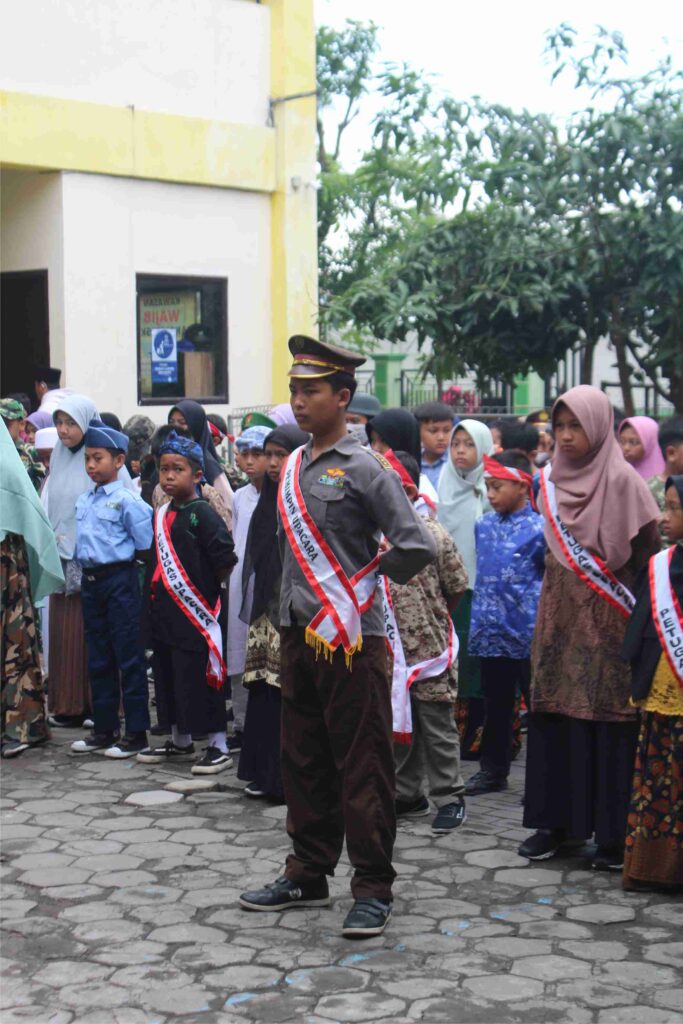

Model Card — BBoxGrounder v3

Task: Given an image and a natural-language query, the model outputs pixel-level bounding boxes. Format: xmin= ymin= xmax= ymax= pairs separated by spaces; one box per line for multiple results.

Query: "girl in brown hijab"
xmin=519 ymin=386 xmax=660 ymax=869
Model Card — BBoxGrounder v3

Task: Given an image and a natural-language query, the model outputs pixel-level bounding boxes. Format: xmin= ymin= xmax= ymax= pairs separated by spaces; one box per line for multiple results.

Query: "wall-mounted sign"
xmin=151 ymin=328 xmax=178 ymax=383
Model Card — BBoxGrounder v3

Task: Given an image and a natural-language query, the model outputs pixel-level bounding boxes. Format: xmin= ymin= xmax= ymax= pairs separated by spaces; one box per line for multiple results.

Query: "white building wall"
xmin=0 ymin=0 xmax=270 ymax=126
xmin=58 ymin=172 xmax=271 ymax=422
xmin=0 ymin=170 xmax=66 ymax=370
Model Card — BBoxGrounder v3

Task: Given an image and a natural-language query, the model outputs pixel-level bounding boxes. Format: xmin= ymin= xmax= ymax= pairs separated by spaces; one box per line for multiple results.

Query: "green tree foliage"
xmin=316 ymin=20 xmax=683 ymax=410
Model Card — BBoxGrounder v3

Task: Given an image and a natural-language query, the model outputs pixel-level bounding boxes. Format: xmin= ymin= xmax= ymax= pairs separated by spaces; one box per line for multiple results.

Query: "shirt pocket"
xmin=308 ymin=482 xmax=346 ymax=530
xmin=95 ymin=507 xmax=120 ymax=524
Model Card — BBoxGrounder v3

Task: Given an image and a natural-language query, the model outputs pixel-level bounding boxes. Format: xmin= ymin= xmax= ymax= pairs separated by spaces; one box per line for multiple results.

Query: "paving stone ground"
xmin=2 ymin=727 xmax=682 ymax=1024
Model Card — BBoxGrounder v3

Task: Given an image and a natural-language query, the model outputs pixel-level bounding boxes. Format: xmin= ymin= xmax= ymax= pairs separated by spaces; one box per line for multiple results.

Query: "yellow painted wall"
xmin=265 ymin=0 xmax=319 ymax=401
xmin=0 ymin=91 xmax=275 ymax=193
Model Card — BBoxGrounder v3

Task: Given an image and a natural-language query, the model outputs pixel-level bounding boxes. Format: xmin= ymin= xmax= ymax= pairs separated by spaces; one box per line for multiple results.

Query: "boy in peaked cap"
xmin=71 ymin=425 xmax=153 ymax=759
xmin=240 ymin=336 xmax=436 ymax=937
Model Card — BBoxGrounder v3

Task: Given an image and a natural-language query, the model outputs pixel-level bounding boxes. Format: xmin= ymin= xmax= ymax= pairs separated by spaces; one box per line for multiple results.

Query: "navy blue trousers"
xmin=81 ymin=564 xmax=150 ymax=735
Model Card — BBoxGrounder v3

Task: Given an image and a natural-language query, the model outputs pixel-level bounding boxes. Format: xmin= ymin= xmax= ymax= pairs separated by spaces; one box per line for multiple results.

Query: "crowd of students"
xmin=1 ymin=348 xmax=682 ymax=940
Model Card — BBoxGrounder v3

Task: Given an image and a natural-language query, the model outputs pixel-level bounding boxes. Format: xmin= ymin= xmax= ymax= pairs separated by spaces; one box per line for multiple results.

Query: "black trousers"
xmin=152 ymin=640 xmax=227 ymax=736
xmin=523 ymin=711 xmax=639 ymax=849
xmin=280 ymin=628 xmax=396 ymax=901
xmin=81 ymin=564 xmax=149 ymax=735
xmin=479 ymin=656 xmax=530 ymax=780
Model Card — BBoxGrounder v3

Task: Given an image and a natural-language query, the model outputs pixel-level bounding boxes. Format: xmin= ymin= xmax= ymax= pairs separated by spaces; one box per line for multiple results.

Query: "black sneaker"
xmin=432 ymin=799 xmax=467 ymax=834
xmin=105 ymin=733 xmax=148 ymax=759
xmin=150 ymin=723 xmax=169 ymax=736
xmin=136 ymin=739 xmax=195 ymax=764
xmin=465 ymin=770 xmax=508 ymax=795
xmin=71 ymin=731 xmax=119 ymax=754
xmin=48 ymin=714 xmax=85 ymax=728
xmin=191 ymin=746 xmax=233 ymax=775
xmin=229 ymin=730 xmax=243 ymax=752
xmin=244 ymin=782 xmax=265 ymax=798
xmin=518 ymin=829 xmax=566 ymax=861
xmin=239 ymin=875 xmax=330 ymax=911
xmin=342 ymin=898 xmax=392 ymax=938
xmin=395 ymin=795 xmax=430 ymax=818
xmin=592 ymin=846 xmax=624 ymax=871
xmin=1 ymin=739 xmax=29 ymax=759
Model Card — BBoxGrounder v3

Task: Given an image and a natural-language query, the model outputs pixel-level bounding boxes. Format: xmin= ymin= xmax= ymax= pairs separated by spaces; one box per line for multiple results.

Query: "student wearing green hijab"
xmin=0 ymin=420 xmax=64 ymax=757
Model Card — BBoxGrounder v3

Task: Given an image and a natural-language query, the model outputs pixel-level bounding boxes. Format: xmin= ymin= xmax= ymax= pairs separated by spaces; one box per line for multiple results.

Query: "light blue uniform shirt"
xmin=75 ymin=480 xmax=153 ymax=568
xmin=421 ymin=449 xmax=449 ymax=491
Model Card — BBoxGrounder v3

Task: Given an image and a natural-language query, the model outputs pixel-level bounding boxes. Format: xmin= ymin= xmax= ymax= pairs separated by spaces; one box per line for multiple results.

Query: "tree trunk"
xmin=670 ymin=371 xmax=683 ymax=416
xmin=580 ymin=340 xmax=596 ymax=386
xmin=612 ymin=330 xmax=635 ymax=416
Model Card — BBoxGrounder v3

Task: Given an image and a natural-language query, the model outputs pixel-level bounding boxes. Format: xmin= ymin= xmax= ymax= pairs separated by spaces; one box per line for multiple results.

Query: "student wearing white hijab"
xmin=437 ymin=419 xmax=495 ymax=759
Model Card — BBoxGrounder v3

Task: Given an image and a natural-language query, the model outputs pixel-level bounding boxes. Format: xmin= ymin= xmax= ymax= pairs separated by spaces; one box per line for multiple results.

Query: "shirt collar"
xmin=304 ymin=432 xmax=360 ymax=463
xmin=422 ymin=449 xmax=448 ymax=466
xmin=98 ymin=479 xmax=124 ymax=495
xmin=496 ymin=503 xmax=532 ymax=521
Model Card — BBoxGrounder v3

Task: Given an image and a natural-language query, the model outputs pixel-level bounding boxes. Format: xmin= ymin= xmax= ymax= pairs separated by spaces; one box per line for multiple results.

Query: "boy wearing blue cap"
xmin=71 ymin=424 xmax=153 ymax=757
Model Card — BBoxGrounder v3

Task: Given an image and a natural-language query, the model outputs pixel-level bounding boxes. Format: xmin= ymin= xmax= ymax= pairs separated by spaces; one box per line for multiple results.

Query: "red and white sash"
xmin=649 ymin=548 xmax=683 ymax=689
xmin=154 ymin=504 xmax=227 ymax=688
xmin=278 ymin=447 xmax=378 ymax=665
xmin=540 ymin=465 xmax=635 ymax=619
xmin=381 ymin=576 xmax=458 ymax=743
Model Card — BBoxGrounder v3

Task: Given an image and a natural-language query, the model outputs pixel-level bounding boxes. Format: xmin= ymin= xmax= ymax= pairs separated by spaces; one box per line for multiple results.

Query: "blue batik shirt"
xmin=75 ymin=480 xmax=153 ymax=567
xmin=469 ymin=504 xmax=546 ymax=659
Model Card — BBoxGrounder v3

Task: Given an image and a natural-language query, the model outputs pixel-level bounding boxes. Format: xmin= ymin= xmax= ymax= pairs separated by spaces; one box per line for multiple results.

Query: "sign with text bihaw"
xmin=151 ymin=328 xmax=178 ymax=383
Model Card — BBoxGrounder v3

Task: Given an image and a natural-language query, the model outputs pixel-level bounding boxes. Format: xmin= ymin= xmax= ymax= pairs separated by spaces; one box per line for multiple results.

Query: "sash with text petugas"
xmin=539 ymin=464 xmax=635 ymax=619
xmin=278 ymin=446 xmax=379 ymax=667
xmin=154 ymin=504 xmax=227 ymax=688
xmin=381 ymin=575 xmax=458 ymax=743
xmin=649 ymin=547 xmax=683 ymax=690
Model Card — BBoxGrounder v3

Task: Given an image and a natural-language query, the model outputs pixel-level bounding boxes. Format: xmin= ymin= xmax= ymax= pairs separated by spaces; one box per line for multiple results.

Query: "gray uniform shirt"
xmin=279 ymin=433 xmax=437 ymax=636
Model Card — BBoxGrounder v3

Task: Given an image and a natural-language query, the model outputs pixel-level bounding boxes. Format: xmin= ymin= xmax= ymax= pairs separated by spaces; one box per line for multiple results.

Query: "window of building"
xmin=137 ymin=274 xmax=228 ymax=405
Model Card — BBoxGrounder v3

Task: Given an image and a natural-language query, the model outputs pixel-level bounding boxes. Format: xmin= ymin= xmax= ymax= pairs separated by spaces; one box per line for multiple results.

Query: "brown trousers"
xmin=280 ymin=628 xmax=397 ymax=901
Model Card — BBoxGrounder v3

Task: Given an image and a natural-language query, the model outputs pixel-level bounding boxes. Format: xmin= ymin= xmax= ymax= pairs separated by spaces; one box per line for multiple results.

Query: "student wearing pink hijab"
xmin=618 ymin=416 xmax=666 ymax=481
xmin=519 ymin=386 xmax=660 ymax=870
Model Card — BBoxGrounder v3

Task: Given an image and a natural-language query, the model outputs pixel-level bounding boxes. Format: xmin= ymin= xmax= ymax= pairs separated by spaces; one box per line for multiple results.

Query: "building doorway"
xmin=1 ymin=270 xmax=49 ymax=408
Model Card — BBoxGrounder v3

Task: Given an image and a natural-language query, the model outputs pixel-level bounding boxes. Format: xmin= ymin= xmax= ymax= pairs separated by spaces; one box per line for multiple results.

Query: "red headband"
xmin=383 ymin=448 xmax=417 ymax=489
xmin=483 ymin=455 xmax=536 ymax=509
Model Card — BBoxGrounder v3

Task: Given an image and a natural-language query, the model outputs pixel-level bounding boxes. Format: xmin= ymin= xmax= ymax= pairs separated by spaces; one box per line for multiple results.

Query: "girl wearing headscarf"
xmin=43 ymin=394 xmax=98 ymax=725
xmin=618 ymin=416 xmax=665 ymax=482
xmin=521 ymin=386 xmax=660 ymax=869
xmin=367 ymin=408 xmax=421 ymax=464
xmin=25 ymin=409 xmax=53 ymax=446
xmin=238 ymin=423 xmax=309 ymax=799
xmin=437 ymin=420 xmax=495 ymax=759
xmin=1 ymin=420 xmax=64 ymax=757
xmin=168 ymin=400 xmax=234 ymax=514
xmin=621 ymin=474 xmax=683 ymax=889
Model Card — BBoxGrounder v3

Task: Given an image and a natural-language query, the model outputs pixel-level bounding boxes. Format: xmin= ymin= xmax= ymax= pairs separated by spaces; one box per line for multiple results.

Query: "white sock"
xmin=208 ymin=731 xmax=228 ymax=754
xmin=171 ymin=726 xmax=192 ymax=748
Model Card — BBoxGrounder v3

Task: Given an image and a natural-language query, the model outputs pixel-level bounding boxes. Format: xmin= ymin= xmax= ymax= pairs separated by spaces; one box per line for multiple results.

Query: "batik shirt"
xmin=388 ymin=516 xmax=468 ymax=701
xmin=469 ymin=504 xmax=546 ymax=659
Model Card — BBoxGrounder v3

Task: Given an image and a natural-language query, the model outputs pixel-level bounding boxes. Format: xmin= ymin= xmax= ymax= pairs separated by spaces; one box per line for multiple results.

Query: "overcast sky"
xmin=315 ymin=0 xmax=683 ymax=160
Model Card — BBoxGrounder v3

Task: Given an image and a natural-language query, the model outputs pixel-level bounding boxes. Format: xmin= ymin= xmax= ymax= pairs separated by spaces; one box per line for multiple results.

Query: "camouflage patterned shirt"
xmin=388 ymin=515 xmax=469 ymax=702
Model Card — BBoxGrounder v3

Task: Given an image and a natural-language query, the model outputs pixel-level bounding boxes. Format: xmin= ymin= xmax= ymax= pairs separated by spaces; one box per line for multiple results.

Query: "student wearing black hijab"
xmin=621 ymin=474 xmax=683 ymax=890
xmin=366 ymin=408 xmax=421 ymax=464
xmin=237 ymin=423 xmax=309 ymax=800
xmin=168 ymin=399 xmax=233 ymax=511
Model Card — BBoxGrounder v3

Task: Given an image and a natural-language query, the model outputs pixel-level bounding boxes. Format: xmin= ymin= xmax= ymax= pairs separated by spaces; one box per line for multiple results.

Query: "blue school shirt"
xmin=469 ymin=504 xmax=546 ymax=659
xmin=75 ymin=480 xmax=153 ymax=568
xmin=421 ymin=450 xmax=449 ymax=491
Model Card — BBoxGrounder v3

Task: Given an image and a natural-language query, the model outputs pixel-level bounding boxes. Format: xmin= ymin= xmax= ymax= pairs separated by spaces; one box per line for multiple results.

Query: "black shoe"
xmin=592 ymin=846 xmax=624 ymax=872
xmin=518 ymin=829 xmax=565 ymax=861
xmin=105 ymin=733 xmax=148 ymax=759
xmin=432 ymin=799 xmax=467 ymax=834
xmin=239 ymin=875 xmax=330 ymax=912
xmin=244 ymin=782 xmax=265 ymax=798
xmin=136 ymin=740 xmax=195 ymax=764
xmin=395 ymin=795 xmax=430 ymax=818
xmin=1 ymin=738 xmax=29 ymax=759
xmin=70 ymin=731 xmax=119 ymax=754
xmin=191 ymin=746 xmax=233 ymax=775
xmin=48 ymin=714 xmax=84 ymax=728
xmin=465 ymin=770 xmax=508 ymax=795
xmin=150 ymin=723 xmax=169 ymax=736
xmin=342 ymin=898 xmax=392 ymax=938
xmin=229 ymin=730 xmax=243 ymax=752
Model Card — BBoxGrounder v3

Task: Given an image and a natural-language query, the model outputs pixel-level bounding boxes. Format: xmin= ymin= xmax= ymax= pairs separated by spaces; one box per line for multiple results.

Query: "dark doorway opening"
xmin=1 ymin=270 xmax=49 ymax=409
